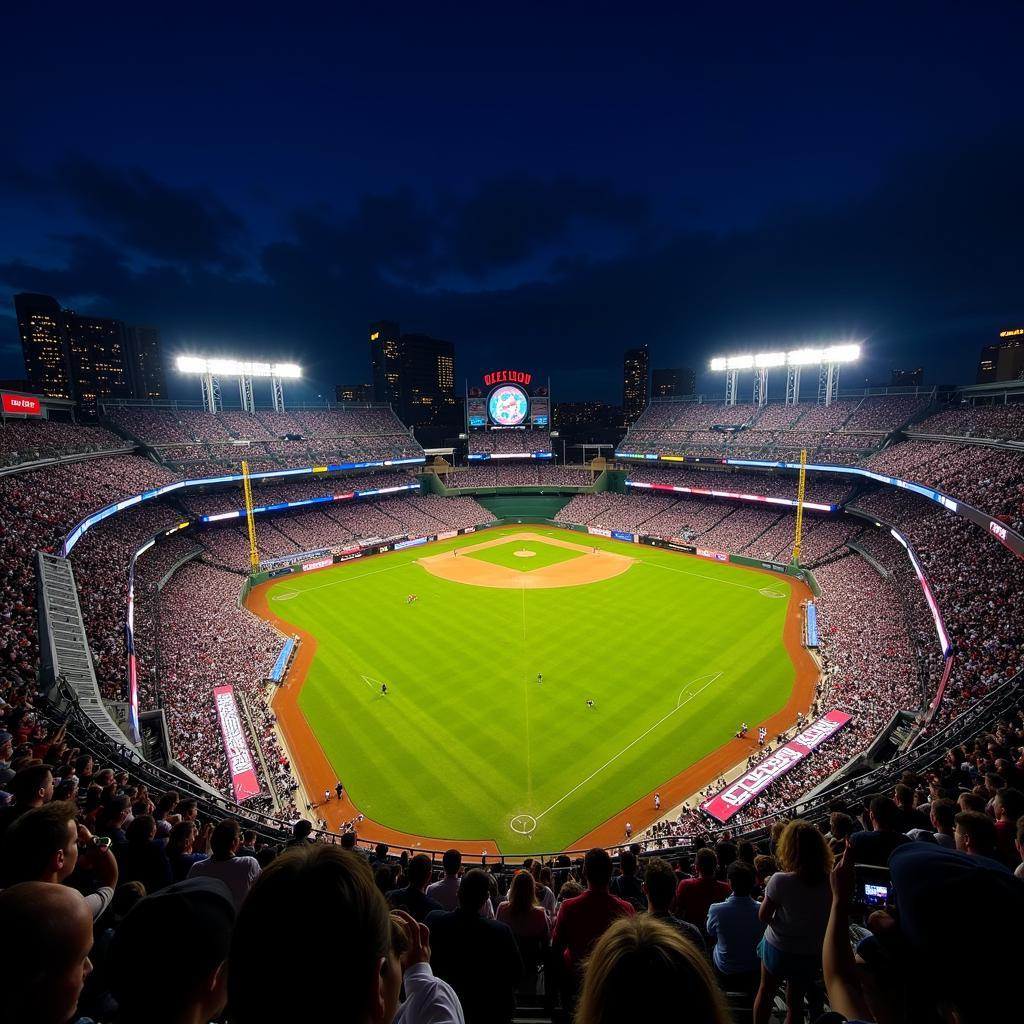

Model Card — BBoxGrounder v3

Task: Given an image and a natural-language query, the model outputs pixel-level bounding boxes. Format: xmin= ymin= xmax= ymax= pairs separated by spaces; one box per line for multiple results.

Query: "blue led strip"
xmin=60 ymin=460 xmax=425 ymax=555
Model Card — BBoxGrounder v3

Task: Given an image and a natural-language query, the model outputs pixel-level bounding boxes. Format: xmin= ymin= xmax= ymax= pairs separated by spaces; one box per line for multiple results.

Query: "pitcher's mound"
xmin=515 ymin=549 xmax=537 ymax=558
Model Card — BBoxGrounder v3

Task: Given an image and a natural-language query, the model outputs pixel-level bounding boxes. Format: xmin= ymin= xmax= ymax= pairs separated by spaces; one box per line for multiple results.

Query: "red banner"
xmin=213 ymin=686 xmax=261 ymax=802
xmin=2 ymin=393 xmax=42 ymax=416
xmin=701 ymin=710 xmax=853 ymax=823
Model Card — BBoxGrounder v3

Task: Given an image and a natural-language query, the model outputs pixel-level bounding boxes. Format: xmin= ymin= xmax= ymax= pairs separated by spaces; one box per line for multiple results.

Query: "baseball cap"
xmin=0 ymin=731 xmax=13 ymax=745
xmin=107 ymin=877 xmax=235 ymax=1008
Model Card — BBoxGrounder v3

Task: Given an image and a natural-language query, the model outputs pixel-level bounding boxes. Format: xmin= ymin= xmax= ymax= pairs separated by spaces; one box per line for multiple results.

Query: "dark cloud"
xmin=1 ymin=129 xmax=1022 ymax=399
xmin=444 ymin=177 xmax=649 ymax=277
xmin=53 ymin=158 xmax=247 ymax=269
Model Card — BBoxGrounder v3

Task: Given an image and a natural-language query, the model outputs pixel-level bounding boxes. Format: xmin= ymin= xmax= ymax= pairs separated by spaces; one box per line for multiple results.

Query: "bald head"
xmin=0 ymin=883 xmax=93 ymax=1023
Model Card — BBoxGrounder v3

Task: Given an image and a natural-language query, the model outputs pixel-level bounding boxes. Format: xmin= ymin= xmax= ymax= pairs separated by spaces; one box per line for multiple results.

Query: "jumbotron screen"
xmin=488 ymin=384 xmax=530 ymax=426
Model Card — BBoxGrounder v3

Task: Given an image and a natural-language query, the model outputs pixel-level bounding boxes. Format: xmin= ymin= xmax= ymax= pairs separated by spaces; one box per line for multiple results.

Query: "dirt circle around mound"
xmin=418 ymin=532 xmax=636 ymax=588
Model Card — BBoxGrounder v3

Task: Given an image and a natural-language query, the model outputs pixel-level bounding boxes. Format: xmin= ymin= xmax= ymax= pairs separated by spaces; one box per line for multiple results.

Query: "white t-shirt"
xmin=764 ymin=871 xmax=831 ymax=957
xmin=187 ymin=855 xmax=261 ymax=909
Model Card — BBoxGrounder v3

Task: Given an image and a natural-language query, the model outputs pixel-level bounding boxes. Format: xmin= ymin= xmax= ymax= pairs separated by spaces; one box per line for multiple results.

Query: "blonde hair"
xmin=774 ymin=819 xmax=834 ymax=881
xmin=507 ymin=869 xmax=538 ymax=915
xmin=576 ymin=916 xmax=731 ymax=1024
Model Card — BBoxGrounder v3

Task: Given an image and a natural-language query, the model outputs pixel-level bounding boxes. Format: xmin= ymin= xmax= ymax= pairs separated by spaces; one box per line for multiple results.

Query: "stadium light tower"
xmin=709 ymin=344 xmax=860 ymax=406
xmin=175 ymin=356 xmax=302 ymax=412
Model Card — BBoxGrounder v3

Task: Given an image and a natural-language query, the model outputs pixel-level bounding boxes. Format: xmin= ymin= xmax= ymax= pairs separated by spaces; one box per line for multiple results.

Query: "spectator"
xmin=427 ymin=868 xmax=522 ymax=1024
xmin=575 ymin=916 xmax=731 ymax=1024
xmin=116 ymin=814 xmax=172 ymax=894
xmin=425 ymin=848 xmax=462 ymax=911
xmin=230 ymin=844 xmax=461 ymax=1023
xmin=753 ymin=854 xmax=777 ymax=895
xmin=849 ymin=796 xmax=912 ymax=865
xmin=906 ymin=796 xmax=957 ymax=848
xmin=167 ymin=821 xmax=210 ymax=883
xmin=640 ymin=856 xmax=705 ymax=952
xmin=753 ymin=820 xmax=834 ymax=1024
xmin=893 ymin=782 xmax=929 ymax=831
xmin=609 ymin=849 xmax=644 ymax=911
xmin=824 ymin=841 xmax=1020 ymax=1022
xmin=706 ymin=861 xmax=765 ymax=994
xmin=0 ymin=763 xmax=54 ymax=837
xmin=953 ymin=810 xmax=998 ymax=860
xmin=992 ymin=787 xmax=1024 ymax=867
xmin=387 ymin=852 xmax=443 ymax=923
xmin=496 ymin=869 xmax=550 ymax=996
xmin=286 ymin=819 xmax=316 ymax=847
xmin=0 ymin=800 xmax=118 ymax=919
xmin=186 ymin=819 xmax=260 ymax=909
xmin=553 ymin=847 xmax=636 ymax=974
xmin=0 ymin=882 xmax=95 ymax=1024
xmin=671 ymin=846 xmax=729 ymax=934
xmin=238 ymin=829 xmax=258 ymax=858
xmin=105 ymin=877 xmax=235 ymax=1024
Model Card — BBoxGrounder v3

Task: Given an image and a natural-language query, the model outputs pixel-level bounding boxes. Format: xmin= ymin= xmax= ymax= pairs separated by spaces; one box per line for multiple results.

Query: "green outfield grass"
xmin=267 ymin=526 xmax=797 ymax=854
xmin=464 ymin=538 xmax=585 ymax=572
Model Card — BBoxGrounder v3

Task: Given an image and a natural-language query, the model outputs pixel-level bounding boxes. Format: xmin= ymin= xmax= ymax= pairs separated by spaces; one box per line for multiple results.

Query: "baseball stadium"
xmin=2 ymin=349 xmax=1022 ymax=1020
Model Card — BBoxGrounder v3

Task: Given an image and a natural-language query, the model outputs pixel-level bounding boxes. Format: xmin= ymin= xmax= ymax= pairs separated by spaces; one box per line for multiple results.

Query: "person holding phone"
xmin=0 ymin=800 xmax=119 ymax=919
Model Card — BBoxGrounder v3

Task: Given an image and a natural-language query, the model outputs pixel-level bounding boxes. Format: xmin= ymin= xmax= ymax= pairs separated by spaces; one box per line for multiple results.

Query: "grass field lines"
xmin=519 ymin=670 xmax=724 ymax=832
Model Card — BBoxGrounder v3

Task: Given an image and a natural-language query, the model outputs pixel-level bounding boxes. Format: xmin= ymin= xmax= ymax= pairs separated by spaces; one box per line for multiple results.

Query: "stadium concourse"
xmin=0 ymin=393 xmax=1022 ymax=1022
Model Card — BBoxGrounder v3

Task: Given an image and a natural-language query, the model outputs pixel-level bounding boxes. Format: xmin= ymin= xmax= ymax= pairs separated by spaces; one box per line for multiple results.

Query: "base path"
xmin=246 ymin=529 xmax=819 ymax=858
xmin=418 ymin=531 xmax=635 ymax=588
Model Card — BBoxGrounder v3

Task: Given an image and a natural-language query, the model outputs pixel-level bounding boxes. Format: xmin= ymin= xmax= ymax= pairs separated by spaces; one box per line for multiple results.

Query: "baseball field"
xmin=250 ymin=526 xmax=815 ymax=855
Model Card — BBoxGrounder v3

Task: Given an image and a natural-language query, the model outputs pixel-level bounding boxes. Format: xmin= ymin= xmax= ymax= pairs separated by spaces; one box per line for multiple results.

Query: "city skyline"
xmin=1 ymin=9 xmax=1022 ymax=404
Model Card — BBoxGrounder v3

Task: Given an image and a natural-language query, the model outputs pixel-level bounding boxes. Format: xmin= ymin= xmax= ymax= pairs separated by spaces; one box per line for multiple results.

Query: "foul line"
xmin=282 ymin=560 xmax=409 ymax=596
xmin=534 ymin=671 xmax=722 ymax=821
xmin=641 ymin=559 xmax=768 ymax=593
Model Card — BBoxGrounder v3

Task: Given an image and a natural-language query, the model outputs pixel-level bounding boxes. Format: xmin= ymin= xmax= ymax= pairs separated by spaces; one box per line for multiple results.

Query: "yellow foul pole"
xmin=241 ymin=459 xmax=260 ymax=574
xmin=792 ymin=447 xmax=807 ymax=564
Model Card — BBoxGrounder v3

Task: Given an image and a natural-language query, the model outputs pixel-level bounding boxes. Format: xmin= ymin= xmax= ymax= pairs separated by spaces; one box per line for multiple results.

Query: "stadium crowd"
xmin=0 ymin=416 xmax=131 ymax=467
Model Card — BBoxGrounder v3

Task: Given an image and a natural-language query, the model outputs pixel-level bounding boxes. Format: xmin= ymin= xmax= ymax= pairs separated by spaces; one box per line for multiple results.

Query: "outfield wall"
xmin=244 ymin=517 xmax=814 ymax=600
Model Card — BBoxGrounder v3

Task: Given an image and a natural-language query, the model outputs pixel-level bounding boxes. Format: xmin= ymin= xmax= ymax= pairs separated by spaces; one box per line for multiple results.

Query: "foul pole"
xmin=791 ymin=447 xmax=807 ymax=564
xmin=241 ymin=459 xmax=260 ymax=574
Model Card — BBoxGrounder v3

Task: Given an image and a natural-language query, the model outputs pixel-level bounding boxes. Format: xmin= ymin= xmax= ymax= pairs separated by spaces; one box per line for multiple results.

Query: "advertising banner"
xmin=395 ymin=536 xmax=428 ymax=550
xmin=437 ymin=530 xmax=458 ymax=541
xmin=696 ymin=548 xmax=728 ymax=562
xmin=587 ymin=526 xmax=612 ymax=538
xmin=611 ymin=530 xmax=635 ymax=542
xmin=2 ymin=392 xmax=42 ymax=416
xmin=301 ymin=556 xmax=333 ymax=572
xmin=213 ymin=686 xmax=261 ymax=802
xmin=668 ymin=541 xmax=696 ymax=553
xmin=701 ymin=710 xmax=853 ymax=823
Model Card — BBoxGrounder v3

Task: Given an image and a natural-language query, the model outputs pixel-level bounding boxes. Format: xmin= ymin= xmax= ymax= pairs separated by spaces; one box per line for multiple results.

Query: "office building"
xmin=652 ymin=367 xmax=696 ymax=398
xmin=15 ymin=293 xmax=74 ymax=399
xmin=125 ymin=326 xmax=166 ymax=400
xmin=14 ymin=293 xmax=165 ymax=410
xmin=976 ymin=330 xmax=1024 ymax=384
xmin=336 ymin=383 xmax=375 ymax=403
xmin=369 ymin=322 xmax=457 ymax=428
xmin=64 ymin=312 xmax=133 ymax=412
xmin=622 ymin=345 xmax=649 ymax=425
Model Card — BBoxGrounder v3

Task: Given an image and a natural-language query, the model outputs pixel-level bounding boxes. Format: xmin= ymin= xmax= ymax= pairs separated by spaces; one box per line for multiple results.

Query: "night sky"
xmin=1 ymin=5 xmax=1022 ymax=404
